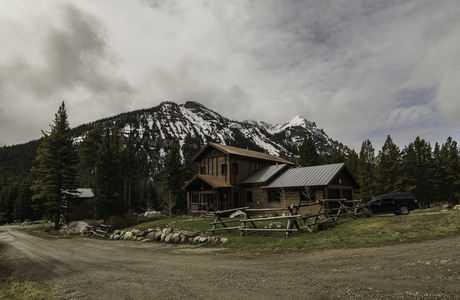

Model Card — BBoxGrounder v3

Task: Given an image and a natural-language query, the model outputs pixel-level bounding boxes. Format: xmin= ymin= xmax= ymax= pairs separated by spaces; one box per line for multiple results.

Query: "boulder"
xmin=124 ymin=231 xmax=133 ymax=240
xmin=442 ymin=203 xmax=452 ymax=210
xmin=182 ymin=231 xmax=199 ymax=237
xmin=163 ymin=228 xmax=173 ymax=235
xmin=165 ymin=233 xmax=173 ymax=243
xmin=147 ymin=231 xmax=156 ymax=241
xmin=155 ymin=232 xmax=162 ymax=241
xmin=171 ymin=233 xmax=181 ymax=243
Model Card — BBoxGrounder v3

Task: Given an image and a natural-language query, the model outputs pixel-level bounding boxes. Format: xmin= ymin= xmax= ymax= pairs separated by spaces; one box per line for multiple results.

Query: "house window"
xmin=300 ymin=189 xmax=316 ymax=202
xmin=232 ymin=163 xmax=238 ymax=175
xmin=268 ymin=190 xmax=280 ymax=203
xmin=200 ymin=167 xmax=206 ymax=174
xmin=246 ymin=191 xmax=253 ymax=203
xmin=221 ymin=164 xmax=227 ymax=175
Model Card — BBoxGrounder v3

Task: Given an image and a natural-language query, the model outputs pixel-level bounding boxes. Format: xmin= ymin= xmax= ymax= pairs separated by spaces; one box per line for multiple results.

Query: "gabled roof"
xmin=243 ymin=164 xmax=289 ymax=184
xmin=182 ymin=174 xmax=233 ymax=190
xmin=192 ymin=142 xmax=294 ymax=165
xmin=264 ymin=163 xmax=360 ymax=189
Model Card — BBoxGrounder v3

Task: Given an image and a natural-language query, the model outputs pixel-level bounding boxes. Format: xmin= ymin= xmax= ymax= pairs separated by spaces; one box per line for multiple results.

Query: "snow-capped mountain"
xmin=73 ymin=101 xmax=349 ymax=161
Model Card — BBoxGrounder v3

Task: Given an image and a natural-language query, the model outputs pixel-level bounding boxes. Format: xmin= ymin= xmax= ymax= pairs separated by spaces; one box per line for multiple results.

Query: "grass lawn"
xmin=131 ymin=209 xmax=460 ymax=251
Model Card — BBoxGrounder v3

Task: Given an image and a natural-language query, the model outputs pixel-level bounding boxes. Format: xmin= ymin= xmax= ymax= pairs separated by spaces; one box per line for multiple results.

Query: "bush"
xmin=108 ymin=214 xmax=139 ymax=230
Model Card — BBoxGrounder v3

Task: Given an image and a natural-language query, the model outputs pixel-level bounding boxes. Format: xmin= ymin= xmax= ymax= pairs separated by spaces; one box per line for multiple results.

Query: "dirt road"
xmin=1 ymin=225 xmax=459 ymax=299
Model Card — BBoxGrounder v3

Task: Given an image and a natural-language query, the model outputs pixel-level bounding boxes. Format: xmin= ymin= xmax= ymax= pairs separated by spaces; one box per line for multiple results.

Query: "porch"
xmin=182 ymin=174 xmax=233 ymax=215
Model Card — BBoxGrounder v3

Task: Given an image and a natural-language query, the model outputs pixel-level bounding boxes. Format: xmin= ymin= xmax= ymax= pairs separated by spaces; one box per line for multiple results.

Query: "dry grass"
xmin=0 ymin=243 xmax=54 ymax=300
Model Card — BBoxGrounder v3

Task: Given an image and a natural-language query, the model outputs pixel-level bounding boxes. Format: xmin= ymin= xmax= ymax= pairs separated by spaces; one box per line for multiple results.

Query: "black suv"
xmin=361 ymin=193 xmax=418 ymax=215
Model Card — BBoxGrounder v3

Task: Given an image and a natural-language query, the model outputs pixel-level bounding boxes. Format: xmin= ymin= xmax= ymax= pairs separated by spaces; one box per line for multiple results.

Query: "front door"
xmin=219 ymin=191 xmax=229 ymax=210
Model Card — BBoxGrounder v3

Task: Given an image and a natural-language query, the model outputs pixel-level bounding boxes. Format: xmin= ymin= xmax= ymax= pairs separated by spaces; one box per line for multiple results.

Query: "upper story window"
xmin=200 ymin=167 xmax=206 ymax=174
xmin=221 ymin=164 xmax=227 ymax=175
xmin=232 ymin=163 xmax=238 ymax=175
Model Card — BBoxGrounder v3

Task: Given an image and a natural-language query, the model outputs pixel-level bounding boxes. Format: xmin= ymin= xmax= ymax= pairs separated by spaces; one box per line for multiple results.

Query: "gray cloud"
xmin=0 ymin=0 xmax=459 ymax=151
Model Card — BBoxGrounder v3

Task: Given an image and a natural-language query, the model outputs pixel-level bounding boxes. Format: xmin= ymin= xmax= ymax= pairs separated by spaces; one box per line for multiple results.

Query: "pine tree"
xmin=121 ymin=134 xmax=137 ymax=213
xmin=345 ymin=149 xmax=359 ymax=175
xmin=376 ymin=135 xmax=402 ymax=194
xmin=14 ymin=180 xmax=35 ymax=221
xmin=441 ymin=137 xmax=460 ymax=204
xmin=78 ymin=128 xmax=102 ymax=188
xmin=161 ymin=143 xmax=186 ymax=214
xmin=0 ymin=183 xmax=18 ymax=224
xmin=94 ymin=127 xmax=124 ymax=220
xmin=431 ymin=142 xmax=443 ymax=204
xmin=356 ymin=139 xmax=376 ymax=200
xmin=402 ymin=137 xmax=434 ymax=208
xmin=299 ymin=134 xmax=320 ymax=167
xmin=31 ymin=102 xmax=78 ymax=230
xmin=330 ymin=149 xmax=346 ymax=164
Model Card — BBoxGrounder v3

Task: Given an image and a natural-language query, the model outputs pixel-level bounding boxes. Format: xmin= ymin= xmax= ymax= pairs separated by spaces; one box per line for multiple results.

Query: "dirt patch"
xmin=1 ymin=225 xmax=459 ymax=299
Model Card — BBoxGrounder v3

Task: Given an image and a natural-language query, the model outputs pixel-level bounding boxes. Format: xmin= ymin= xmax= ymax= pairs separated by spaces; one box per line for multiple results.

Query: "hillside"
xmin=72 ymin=101 xmax=349 ymax=161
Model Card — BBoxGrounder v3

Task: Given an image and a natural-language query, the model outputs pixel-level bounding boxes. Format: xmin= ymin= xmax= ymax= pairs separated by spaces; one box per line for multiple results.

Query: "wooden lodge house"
xmin=183 ymin=143 xmax=360 ymax=215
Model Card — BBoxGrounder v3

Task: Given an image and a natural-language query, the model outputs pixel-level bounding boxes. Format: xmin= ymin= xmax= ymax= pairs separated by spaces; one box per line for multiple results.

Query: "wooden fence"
xmin=208 ymin=199 xmax=363 ymax=236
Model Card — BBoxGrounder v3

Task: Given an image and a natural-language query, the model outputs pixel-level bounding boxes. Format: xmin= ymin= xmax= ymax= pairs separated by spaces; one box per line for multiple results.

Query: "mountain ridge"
xmin=71 ymin=101 xmax=350 ymax=161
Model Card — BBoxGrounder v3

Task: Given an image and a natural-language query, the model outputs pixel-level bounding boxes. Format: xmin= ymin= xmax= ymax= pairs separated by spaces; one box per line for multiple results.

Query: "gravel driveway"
xmin=1 ymin=225 xmax=459 ymax=299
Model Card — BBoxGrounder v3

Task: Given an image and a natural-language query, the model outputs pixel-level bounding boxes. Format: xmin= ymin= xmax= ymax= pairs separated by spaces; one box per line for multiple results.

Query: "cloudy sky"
xmin=1 ymin=0 xmax=459 ymax=151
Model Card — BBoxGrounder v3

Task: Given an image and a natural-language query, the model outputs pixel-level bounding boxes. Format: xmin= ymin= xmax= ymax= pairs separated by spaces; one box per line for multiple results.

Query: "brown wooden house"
xmin=182 ymin=142 xmax=294 ymax=215
xmin=183 ymin=143 xmax=360 ymax=215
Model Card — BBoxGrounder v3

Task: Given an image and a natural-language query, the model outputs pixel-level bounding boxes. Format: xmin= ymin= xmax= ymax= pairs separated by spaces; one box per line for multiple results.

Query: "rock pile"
xmin=110 ymin=227 xmax=229 ymax=245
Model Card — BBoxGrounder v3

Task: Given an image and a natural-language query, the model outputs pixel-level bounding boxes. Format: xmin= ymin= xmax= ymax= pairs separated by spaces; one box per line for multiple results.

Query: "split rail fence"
xmin=208 ymin=199 xmax=363 ymax=237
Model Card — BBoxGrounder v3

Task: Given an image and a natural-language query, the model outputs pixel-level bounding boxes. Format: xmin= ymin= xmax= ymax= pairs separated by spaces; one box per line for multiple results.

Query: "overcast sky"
xmin=1 ymin=0 xmax=459 ymax=151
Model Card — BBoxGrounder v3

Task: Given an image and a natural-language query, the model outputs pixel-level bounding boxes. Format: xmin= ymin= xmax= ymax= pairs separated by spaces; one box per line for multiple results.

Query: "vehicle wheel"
xmin=398 ymin=205 xmax=410 ymax=215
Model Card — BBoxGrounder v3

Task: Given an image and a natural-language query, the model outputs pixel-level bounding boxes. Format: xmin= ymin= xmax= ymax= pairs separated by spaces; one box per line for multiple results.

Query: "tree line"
xmin=0 ymin=102 xmax=193 ymax=226
xmin=299 ymin=134 xmax=460 ymax=207
xmin=1 ymin=103 xmax=459 ymax=226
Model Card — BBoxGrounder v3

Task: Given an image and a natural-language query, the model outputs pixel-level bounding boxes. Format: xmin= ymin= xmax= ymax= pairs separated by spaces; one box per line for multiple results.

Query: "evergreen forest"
xmin=1 ymin=108 xmax=459 ymax=225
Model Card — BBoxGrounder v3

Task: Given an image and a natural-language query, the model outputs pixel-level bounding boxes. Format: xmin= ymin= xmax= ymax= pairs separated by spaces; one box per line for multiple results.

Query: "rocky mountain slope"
xmin=73 ymin=101 xmax=349 ymax=161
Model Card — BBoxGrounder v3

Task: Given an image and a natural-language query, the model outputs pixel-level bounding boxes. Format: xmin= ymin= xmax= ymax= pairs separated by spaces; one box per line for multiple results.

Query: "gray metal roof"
xmin=243 ymin=164 xmax=288 ymax=184
xmin=76 ymin=188 xmax=94 ymax=198
xmin=264 ymin=163 xmax=346 ymax=188
xmin=63 ymin=188 xmax=94 ymax=198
